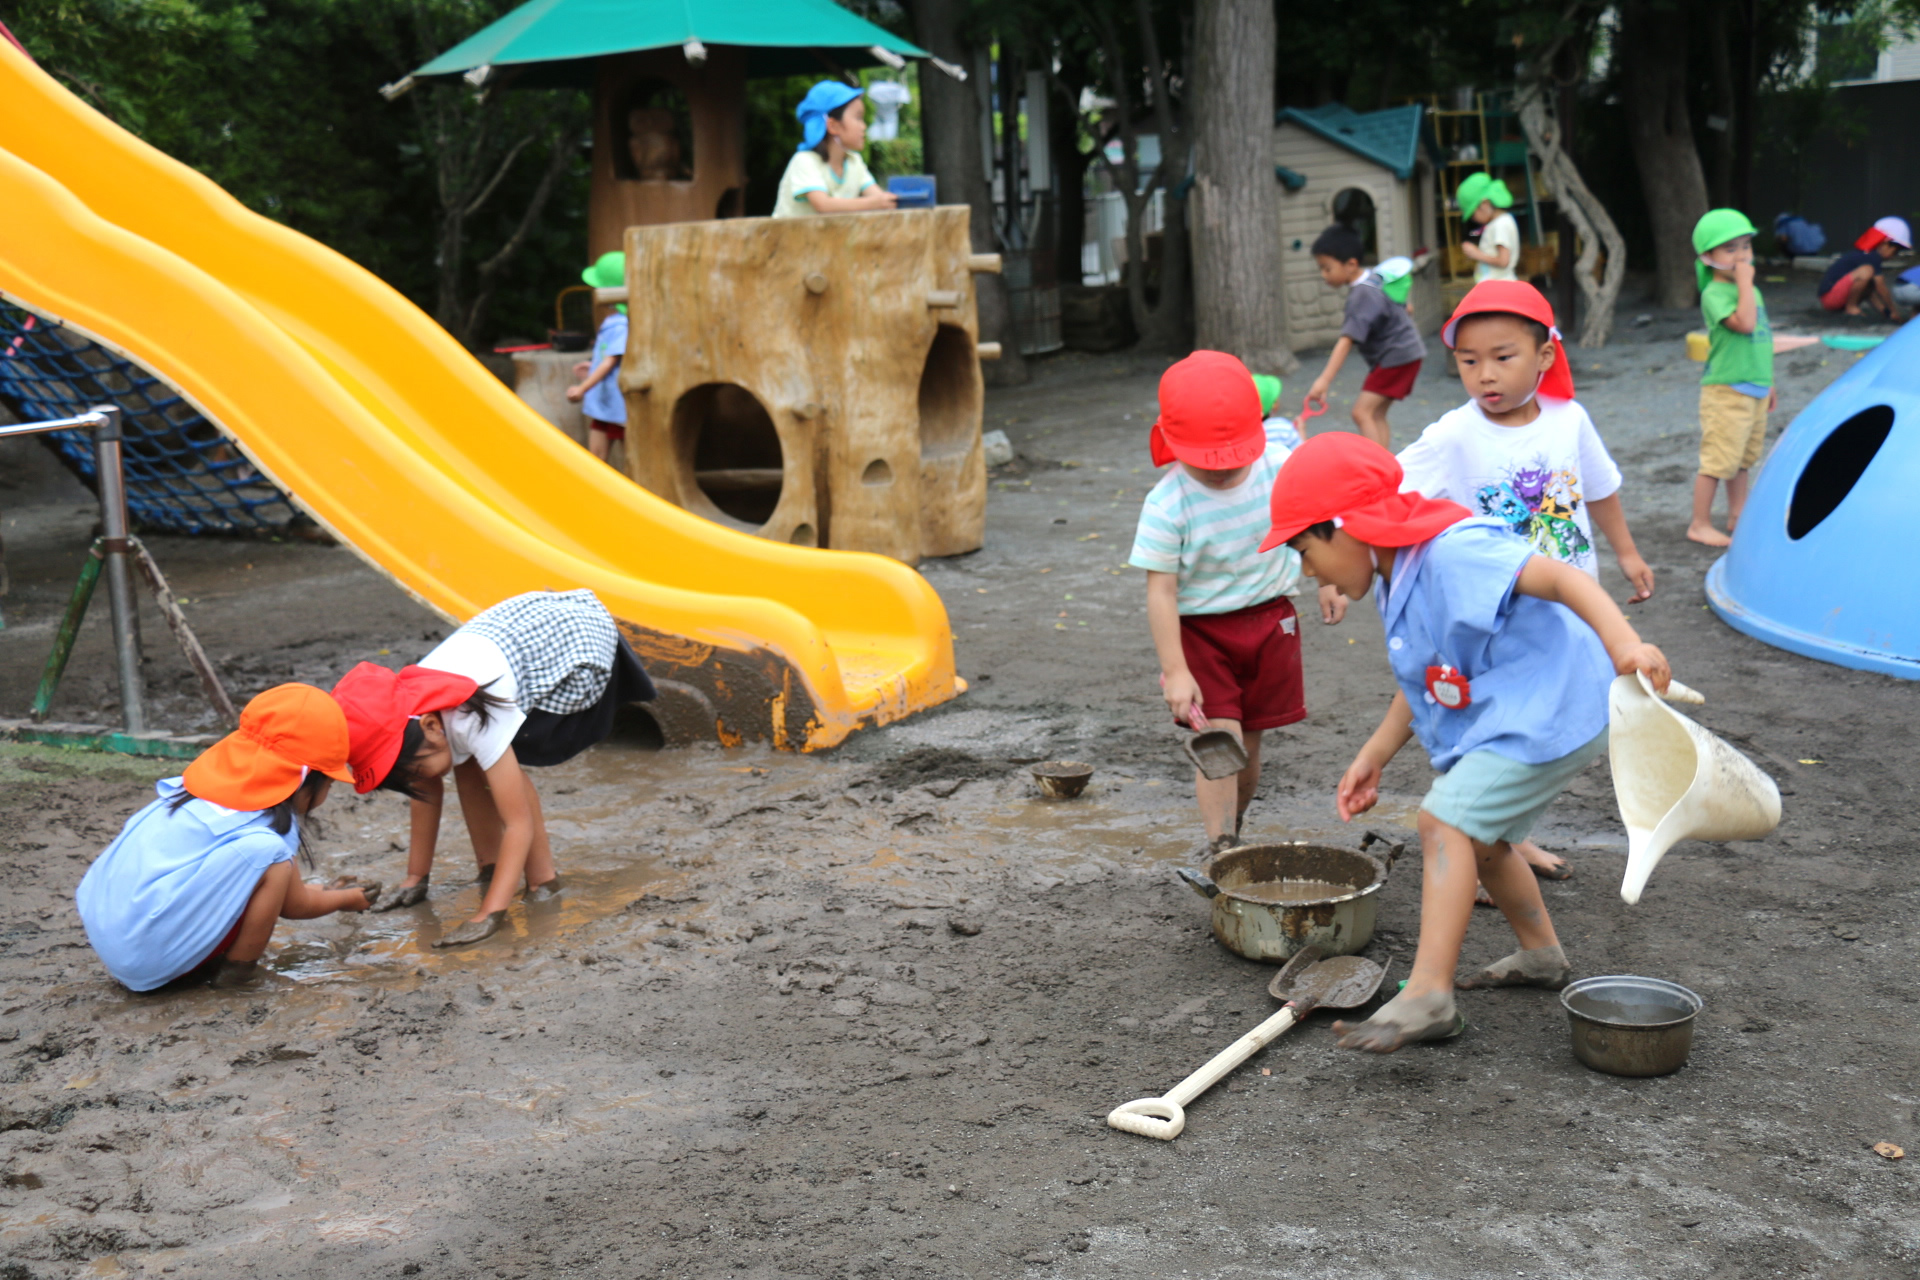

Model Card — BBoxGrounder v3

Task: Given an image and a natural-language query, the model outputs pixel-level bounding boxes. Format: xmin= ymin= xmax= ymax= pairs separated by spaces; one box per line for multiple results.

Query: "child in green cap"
xmin=566 ymin=251 xmax=629 ymax=464
xmin=1689 ymin=209 xmax=1772 ymax=547
xmin=1457 ymin=174 xmax=1520 ymax=283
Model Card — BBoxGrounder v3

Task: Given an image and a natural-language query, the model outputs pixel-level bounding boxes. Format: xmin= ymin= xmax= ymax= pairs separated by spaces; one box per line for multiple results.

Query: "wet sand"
xmin=3 ymin=274 xmax=1917 ymax=1278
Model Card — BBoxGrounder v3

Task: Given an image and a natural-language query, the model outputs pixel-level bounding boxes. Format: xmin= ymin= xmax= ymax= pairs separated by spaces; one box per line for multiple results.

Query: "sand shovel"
xmin=1106 ymin=945 xmax=1389 ymax=1140
xmin=1180 ymin=702 xmax=1249 ymax=781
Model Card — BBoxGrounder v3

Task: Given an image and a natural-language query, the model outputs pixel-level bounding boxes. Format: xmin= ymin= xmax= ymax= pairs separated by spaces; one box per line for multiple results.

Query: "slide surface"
xmin=0 ymin=42 xmax=958 ymax=749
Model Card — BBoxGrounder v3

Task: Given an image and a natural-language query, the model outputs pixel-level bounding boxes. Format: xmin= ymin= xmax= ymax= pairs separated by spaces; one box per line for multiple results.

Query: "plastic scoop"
xmin=1609 ymin=671 xmax=1781 ymax=905
xmin=1180 ymin=699 xmax=1249 ymax=780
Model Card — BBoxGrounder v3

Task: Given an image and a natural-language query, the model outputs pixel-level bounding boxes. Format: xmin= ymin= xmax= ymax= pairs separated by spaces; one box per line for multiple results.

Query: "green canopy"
xmin=410 ymin=0 xmax=930 ymax=88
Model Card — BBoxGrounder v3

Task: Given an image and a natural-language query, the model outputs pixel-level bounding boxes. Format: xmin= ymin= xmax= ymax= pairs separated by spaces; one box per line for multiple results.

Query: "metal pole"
xmin=91 ymin=405 xmax=146 ymax=734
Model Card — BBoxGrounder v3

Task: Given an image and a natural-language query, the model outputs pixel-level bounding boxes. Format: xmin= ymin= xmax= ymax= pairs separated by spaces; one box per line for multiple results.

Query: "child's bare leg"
xmin=1194 ymin=717 xmax=1244 ymax=843
xmin=223 ymin=864 xmax=371 ymax=967
xmin=1333 ymin=810 xmax=1474 ymax=1052
xmin=1726 ymin=468 xmax=1751 ymax=530
xmin=1351 ymin=391 xmax=1393 ymax=449
xmin=1233 ymin=729 xmax=1264 ymax=837
xmin=454 ymin=760 xmax=504 ymax=876
xmin=587 ymin=427 xmax=610 ymax=461
xmin=1458 ymin=836 xmax=1569 ymax=988
xmin=521 ymin=775 xmax=561 ymax=894
xmin=1842 ymin=267 xmax=1873 ymax=314
xmin=1687 ymin=474 xmax=1730 ymax=546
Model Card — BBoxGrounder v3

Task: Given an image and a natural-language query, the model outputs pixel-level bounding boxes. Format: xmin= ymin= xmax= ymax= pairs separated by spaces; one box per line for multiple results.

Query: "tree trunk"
xmin=1516 ymin=75 xmax=1626 ymax=346
xmin=905 ymin=0 xmax=1027 ymax=384
xmin=1190 ymin=0 xmax=1291 ymax=372
xmin=1620 ymin=0 xmax=1711 ymax=309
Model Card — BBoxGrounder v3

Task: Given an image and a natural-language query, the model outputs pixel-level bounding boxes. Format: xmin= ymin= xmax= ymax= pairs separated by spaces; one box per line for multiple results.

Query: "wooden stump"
xmin=618 ymin=207 xmax=991 ymax=564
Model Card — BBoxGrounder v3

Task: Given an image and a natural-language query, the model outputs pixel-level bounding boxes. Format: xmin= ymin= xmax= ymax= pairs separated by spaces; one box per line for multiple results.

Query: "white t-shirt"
xmin=1128 ymin=425 xmax=1305 ymax=614
xmin=1397 ymin=397 xmax=1623 ymax=579
xmin=773 ymin=150 xmax=876 ymax=218
xmin=1476 ymin=212 xmax=1521 ymax=282
xmin=418 ymin=631 xmax=525 ymax=770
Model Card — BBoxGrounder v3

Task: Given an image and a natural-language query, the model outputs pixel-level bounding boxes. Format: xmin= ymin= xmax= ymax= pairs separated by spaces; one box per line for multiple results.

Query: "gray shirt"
xmin=1341 ymin=275 xmax=1426 ymax=370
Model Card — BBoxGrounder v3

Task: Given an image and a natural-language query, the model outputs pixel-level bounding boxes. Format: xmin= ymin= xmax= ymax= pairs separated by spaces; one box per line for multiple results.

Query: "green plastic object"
xmin=32 ymin=543 xmax=102 ymax=721
xmin=1821 ymin=334 xmax=1886 ymax=351
xmin=412 ymin=0 xmax=928 ymax=85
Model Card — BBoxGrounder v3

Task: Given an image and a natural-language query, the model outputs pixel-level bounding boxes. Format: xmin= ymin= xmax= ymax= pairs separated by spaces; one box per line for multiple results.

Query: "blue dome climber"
xmin=1707 ymin=320 xmax=1919 ymax=678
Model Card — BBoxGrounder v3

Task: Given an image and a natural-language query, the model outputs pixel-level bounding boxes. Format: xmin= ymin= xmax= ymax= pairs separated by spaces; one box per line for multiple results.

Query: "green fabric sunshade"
xmin=411 ymin=0 xmax=929 ymax=87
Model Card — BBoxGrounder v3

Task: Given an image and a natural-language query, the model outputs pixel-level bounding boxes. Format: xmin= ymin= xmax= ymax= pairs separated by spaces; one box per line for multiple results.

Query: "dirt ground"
xmin=2 ymin=274 xmax=1916 ymax=1279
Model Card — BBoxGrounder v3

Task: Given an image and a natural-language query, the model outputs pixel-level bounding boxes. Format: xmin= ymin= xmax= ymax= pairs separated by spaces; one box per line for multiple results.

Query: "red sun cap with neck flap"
xmin=1259 ymin=432 xmax=1471 ymax=552
xmin=330 ymin=661 xmax=480 ymax=793
xmin=1148 ymin=350 xmax=1267 ymax=470
xmin=1441 ymin=280 xmax=1576 ymax=402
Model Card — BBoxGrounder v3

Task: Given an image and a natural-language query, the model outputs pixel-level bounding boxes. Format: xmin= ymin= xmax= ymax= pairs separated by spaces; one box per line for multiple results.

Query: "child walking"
xmin=1689 ymin=209 xmax=1773 ymax=548
xmin=1302 ymin=225 xmax=1426 ymax=449
xmin=76 ymin=685 xmax=372 ymax=991
xmin=1264 ymin=433 xmax=1669 ymax=1052
xmin=330 ymin=589 xmax=655 ymax=947
xmin=1396 ymin=281 xmax=1654 ymax=879
xmin=1456 ymin=173 xmax=1521 ymax=283
xmin=1130 ymin=351 xmax=1345 ymax=855
xmin=566 ymin=251 xmax=627 ymax=464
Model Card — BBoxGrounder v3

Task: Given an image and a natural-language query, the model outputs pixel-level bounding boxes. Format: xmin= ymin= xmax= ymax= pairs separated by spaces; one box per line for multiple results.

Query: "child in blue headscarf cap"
xmin=773 ymin=80 xmax=899 ymax=218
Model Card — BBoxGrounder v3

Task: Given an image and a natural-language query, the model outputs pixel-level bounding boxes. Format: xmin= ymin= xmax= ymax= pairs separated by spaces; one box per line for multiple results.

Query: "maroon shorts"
xmin=1177 ymin=597 xmax=1306 ymax=731
xmin=588 ymin=417 xmax=627 ymax=442
xmin=1361 ymin=359 xmax=1421 ymax=401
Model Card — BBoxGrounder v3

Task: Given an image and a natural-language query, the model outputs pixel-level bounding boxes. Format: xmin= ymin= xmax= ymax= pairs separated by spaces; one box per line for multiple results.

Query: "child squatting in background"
xmin=1689 ymin=209 xmax=1774 ymax=548
xmin=1816 ymin=216 xmax=1912 ymax=321
xmin=331 ymin=589 xmax=655 ymax=947
xmin=773 ymin=80 xmax=898 ymax=218
xmin=1130 ymin=352 xmax=1346 ymax=856
xmin=1395 ymin=280 xmax=1654 ymax=881
xmin=1302 ymin=225 xmax=1426 ymax=449
xmin=566 ymin=251 xmax=628 ymax=464
xmin=76 ymin=685 xmax=373 ymax=991
xmin=1265 ymin=433 xmax=1669 ymax=1052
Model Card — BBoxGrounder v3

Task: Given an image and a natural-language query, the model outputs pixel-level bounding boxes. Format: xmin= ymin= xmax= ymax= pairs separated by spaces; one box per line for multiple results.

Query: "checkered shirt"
xmin=459 ymin=589 xmax=618 ymax=714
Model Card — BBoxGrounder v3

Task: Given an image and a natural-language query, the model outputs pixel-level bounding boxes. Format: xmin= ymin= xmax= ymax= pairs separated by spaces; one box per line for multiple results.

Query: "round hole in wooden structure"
xmin=919 ymin=323 xmax=981 ymax=461
xmin=672 ymin=382 xmax=784 ymax=529
xmin=861 ymin=458 xmax=893 ymax=486
xmin=789 ymin=522 xmax=817 ymax=547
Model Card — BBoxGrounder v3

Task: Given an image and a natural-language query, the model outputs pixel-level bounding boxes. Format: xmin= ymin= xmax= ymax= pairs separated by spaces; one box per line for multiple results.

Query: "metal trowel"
xmin=1180 ymin=703 xmax=1249 ymax=780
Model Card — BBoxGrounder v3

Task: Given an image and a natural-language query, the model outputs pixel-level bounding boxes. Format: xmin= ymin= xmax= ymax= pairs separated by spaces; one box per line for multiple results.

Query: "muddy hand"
xmin=433 ymin=910 xmax=507 ymax=948
xmin=371 ymin=877 xmax=430 ymax=912
xmin=1616 ymin=642 xmax=1670 ymax=694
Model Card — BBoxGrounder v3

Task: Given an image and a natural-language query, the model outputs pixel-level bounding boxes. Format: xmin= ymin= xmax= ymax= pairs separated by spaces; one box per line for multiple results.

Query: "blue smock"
xmin=1377 ymin=518 xmax=1614 ymax=772
xmin=75 ymin=779 xmax=299 ymax=991
xmin=582 ymin=312 xmax=628 ymax=426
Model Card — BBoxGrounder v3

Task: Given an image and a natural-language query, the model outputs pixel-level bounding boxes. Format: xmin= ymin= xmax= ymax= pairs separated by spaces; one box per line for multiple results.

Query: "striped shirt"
xmin=1128 ymin=427 xmax=1304 ymax=614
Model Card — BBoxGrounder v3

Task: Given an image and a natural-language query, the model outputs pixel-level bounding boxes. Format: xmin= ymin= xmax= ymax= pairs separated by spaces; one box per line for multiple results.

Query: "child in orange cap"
xmin=1395 ymin=279 xmax=1654 ymax=882
xmin=75 ymin=685 xmax=373 ymax=991
xmin=1128 ymin=351 xmax=1346 ymax=855
xmin=1266 ymin=433 xmax=1669 ymax=1052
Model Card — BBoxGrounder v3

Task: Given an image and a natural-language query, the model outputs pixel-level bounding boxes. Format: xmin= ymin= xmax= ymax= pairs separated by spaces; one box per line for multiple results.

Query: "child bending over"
xmin=1301 ymin=225 xmax=1426 ymax=449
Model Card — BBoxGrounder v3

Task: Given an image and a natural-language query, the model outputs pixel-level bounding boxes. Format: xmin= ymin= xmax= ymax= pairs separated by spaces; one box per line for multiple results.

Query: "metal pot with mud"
xmin=1177 ymin=831 xmax=1405 ymax=962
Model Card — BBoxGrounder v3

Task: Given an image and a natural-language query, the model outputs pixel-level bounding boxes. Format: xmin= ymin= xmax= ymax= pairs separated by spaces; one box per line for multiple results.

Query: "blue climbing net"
xmin=0 ymin=302 xmax=298 ymax=533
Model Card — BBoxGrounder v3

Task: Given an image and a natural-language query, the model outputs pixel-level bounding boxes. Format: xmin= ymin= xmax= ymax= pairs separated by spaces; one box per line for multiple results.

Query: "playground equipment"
xmin=604 ymin=210 xmax=998 ymax=563
xmin=1706 ymin=318 xmax=1919 ymax=679
xmin=0 ymin=40 xmax=960 ymax=750
xmin=1609 ymin=673 xmax=1782 ymax=906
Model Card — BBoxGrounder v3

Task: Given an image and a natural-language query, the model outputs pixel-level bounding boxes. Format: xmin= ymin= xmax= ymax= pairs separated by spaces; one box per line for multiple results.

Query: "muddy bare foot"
xmin=525 ymin=876 xmax=563 ymax=903
xmin=1686 ymin=522 xmax=1732 ymax=547
xmin=1473 ymin=881 xmax=1495 ymax=907
xmin=1516 ymin=840 xmax=1571 ymax=880
xmin=434 ymin=910 xmax=507 ymax=948
xmin=209 ymin=959 xmax=260 ymax=989
xmin=1333 ymin=989 xmax=1464 ymax=1053
xmin=1456 ymin=944 xmax=1571 ymax=990
xmin=371 ymin=877 xmax=430 ymax=912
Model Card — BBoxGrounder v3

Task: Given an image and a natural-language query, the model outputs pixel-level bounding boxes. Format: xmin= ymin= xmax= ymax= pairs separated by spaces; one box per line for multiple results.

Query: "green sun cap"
xmin=1691 ymin=208 xmax=1757 ymax=255
xmin=1251 ymin=374 xmax=1283 ymax=417
xmin=581 ymin=251 xmax=625 ymax=290
xmin=1455 ymin=172 xmax=1513 ymax=213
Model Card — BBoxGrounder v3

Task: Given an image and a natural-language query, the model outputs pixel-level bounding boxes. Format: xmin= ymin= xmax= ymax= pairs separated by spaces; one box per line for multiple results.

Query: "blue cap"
xmin=796 ymin=80 xmax=863 ymax=151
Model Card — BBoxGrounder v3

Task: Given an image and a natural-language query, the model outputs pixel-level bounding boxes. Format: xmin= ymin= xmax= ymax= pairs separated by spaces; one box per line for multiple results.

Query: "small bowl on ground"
xmin=1561 ymin=975 xmax=1703 ymax=1077
xmin=1031 ymin=761 xmax=1094 ymax=799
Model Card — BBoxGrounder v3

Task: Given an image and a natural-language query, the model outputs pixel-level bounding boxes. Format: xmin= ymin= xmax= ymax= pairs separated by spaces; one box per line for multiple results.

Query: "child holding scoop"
xmin=1264 ymin=433 xmax=1669 ymax=1051
xmin=1129 ymin=351 xmax=1345 ymax=855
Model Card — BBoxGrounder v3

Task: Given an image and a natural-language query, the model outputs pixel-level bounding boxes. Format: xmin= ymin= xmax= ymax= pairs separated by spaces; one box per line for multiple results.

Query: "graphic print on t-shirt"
xmin=1473 ymin=457 xmax=1591 ymax=563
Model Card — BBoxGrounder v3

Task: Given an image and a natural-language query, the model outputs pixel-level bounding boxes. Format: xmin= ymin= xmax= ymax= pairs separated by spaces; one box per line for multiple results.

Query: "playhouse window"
xmin=617 ymin=80 xmax=694 ymax=182
xmin=1332 ymin=187 xmax=1378 ymax=262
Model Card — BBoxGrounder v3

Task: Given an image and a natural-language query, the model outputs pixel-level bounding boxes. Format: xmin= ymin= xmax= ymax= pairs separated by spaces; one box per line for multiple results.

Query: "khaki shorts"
xmin=1699 ymin=384 xmax=1770 ymax=479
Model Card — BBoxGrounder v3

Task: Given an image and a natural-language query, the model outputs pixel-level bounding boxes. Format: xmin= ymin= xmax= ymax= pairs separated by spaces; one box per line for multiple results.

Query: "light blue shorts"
xmin=1420 ymin=729 xmax=1610 ymax=846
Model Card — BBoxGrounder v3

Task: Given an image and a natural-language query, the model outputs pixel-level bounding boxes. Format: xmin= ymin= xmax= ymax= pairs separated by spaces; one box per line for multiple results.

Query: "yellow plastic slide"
xmin=0 ymin=43 xmax=958 ymax=749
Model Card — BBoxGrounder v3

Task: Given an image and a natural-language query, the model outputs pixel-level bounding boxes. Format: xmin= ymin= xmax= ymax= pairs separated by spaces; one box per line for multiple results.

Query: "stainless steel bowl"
xmin=1031 ymin=761 xmax=1093 ymax=799
xmin=1561 ymin=975 xmax=1703 ymax=1077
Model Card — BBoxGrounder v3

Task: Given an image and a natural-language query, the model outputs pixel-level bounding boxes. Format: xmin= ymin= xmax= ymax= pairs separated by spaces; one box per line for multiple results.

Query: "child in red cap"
xmin=1128 ymin=351 xmax=1346 ymax=854
xmin=1395 ymin=279 xmax=1654 ymax=881
xmin=1265 ymin=433 xmax=1669 ymax=1053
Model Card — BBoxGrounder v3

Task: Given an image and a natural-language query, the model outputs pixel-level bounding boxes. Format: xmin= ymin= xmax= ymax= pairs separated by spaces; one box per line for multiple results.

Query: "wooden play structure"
xmin=588 ymin=48 xmax=748 ymax=256
xmin=599 ymin=207 xmax=1000 ymax=565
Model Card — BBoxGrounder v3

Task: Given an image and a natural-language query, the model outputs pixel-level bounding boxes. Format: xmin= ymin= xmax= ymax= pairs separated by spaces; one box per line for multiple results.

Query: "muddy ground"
xmin=2 ymin=274 xmax=1916 ymax=1279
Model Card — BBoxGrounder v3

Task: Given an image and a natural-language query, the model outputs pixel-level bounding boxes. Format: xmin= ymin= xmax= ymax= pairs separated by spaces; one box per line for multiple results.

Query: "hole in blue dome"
xmin=1787 ymin=404 xmax=1893 ymax=540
